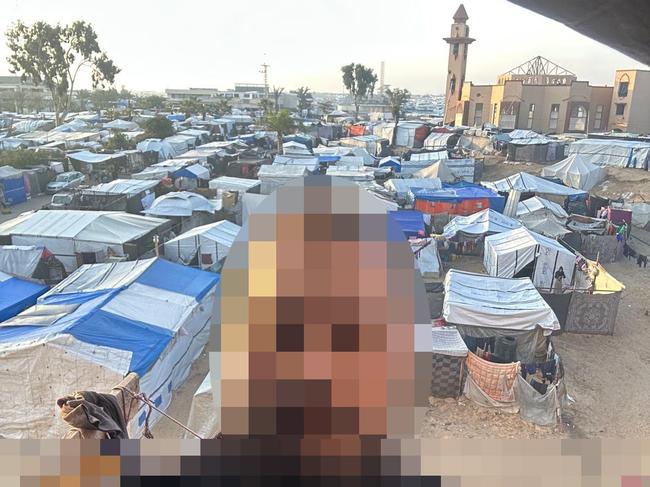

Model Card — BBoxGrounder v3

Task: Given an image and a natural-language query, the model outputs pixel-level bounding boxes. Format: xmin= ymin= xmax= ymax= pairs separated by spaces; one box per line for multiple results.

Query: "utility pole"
xmin=260 ymin=62 xmax=270 ymax=98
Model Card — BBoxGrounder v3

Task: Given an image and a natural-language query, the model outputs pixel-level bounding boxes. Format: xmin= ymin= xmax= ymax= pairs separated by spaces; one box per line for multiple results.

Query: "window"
xmin=618 ymin=81 xmax=629 ymax=98
xmin=449 ymin=76 xmax=456 ymax=94
xmin=594 ymin=105 xmax=604 ymax=129
xmin=492 ymin=103 xmax=498 ymax=123
xmin=474 ymin=103 xmax=483 ymax=126
xmin=549 ymin=104 xmax=560 ymax=130
xmin=615 ymin=103 xmax=626 ymax=116
xmin=452 ymin=43 xmax=459 ymax=58
xmin=527 ymin=103 xmax=535 ymax=129
xmin=569 ymin=105 xmax=588 ymax=131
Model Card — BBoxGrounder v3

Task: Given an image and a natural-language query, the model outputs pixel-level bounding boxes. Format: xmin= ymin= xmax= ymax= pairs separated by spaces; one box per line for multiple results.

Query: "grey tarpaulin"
xmin=455 ymin=325 xmax=546 ymax=363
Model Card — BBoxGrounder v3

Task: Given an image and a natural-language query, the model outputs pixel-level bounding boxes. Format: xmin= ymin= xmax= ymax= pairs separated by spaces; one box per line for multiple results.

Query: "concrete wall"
xmin=609 ymin=70 xmax=650 ymax=134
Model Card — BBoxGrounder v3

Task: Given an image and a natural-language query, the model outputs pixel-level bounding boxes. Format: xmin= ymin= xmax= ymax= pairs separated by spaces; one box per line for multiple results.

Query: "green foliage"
xmin=265 ymin=109 xmax=295 ymax=151
xmin=384 ymin=88 xmax=411 ymax=146
xmin=259 ymin=98 xmax=274 ymax=115
xmin=178 ymin=97 xmax=205 ymax=118
xmin=136 ymin=95 xmax=167 ymax=110
xmin=142 ymin=116 xmax=174 ymax=139
xmin=295 ymin=86 xmax=313 ymax=116
xmin=0 ymin=149 xmax=50 ymax=169
xmin=6 ymin=20 xmax=120 ymax=125
xmin=341 ymin=63 xmax=378 ymax=120
xmin=89 ymin=88 xmax=120 ymax=111
xmin=272 ymin=86 xmax=284 ymax=111
xmin=318 ymin=100 xmax=334 ymax=115
xmin=103 ymin=131 xmax=134 ymax=151
xmin=213 ymin=98 xmax=230 ymax=117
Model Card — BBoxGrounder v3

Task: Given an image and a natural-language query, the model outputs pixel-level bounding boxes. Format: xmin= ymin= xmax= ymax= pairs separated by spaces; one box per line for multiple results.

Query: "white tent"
xmin=410 ymin=239 xmax=443 ymax=280
xmin=483 ymin=172 xmax=587 ymax=198
xmin=0 ymin=258 xmax=219 ymax=438
xmin=384 ymin=178 xmax=442 ymax=203
xmin=484 ymin=227 xmax=575 ymax=290
xmin=516 ymin=196 xmax=570 ymax=238
xmin=326 ymin=166 xmax=375 ymax=181
xmin=443 ymin=269 xmax=560 ymax=332
xmin=540 ymin=154 xmax=606 ymax=190
xmin=104 ymin=119 xmax=140 ymax=131
xmin=163 ymin=220 xmax=240 ymax=270
xmin=413 ymin=159 xmax=456 ymax=182
xmin=257 ymin=165 xmax=308 ymax=195
xmin=185 ymin=372 xmax=220 ymax=439
xmin=443 ymin=209 xmax=522 ymax=239
xmin=209 ymin=176 xmax=261 ymax=194
xmin=136 ymin=138 xmax=179 ymax=160
xmin=0 ymin=210 xmax=169 ymax=272
xmin=282 ymin=141 xmax=311 ymax=156
xmin=273 ymin=155 xmax=320 ymax=173
xmin=241 ymin=193 xmax=267 ymax=225
xmin=144 ymin=192 xmax=219 ymax=217
xmin=516 ymin=196 xmax=568 ymax=220
xmin=83 ymin=179 xmax=159 ymax=197
xmin=567 ymin=138 xmax=650 ymax=169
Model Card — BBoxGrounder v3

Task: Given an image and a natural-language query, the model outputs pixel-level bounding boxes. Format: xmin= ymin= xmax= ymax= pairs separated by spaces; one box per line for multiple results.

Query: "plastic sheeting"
xmin=384 ymin=178 xmax=442 ymax=204
xmin=443 ymin=209 xmax=521 ymax=239
xmin=144 ymin=192 xmax=218 ymax=217
xmin=273 ymin=155 xmax=320 ymax=173
xmin=388 ymin=211 xmax=425 ymax=238
xmin=443 ymin=269 xmax=560 ymax=332
xmin=568 ymin=138 xmax=650 ymax=169
xmin=484 ymin=227 xmax=575 ymax=290
xmin=484 ymin=172 xmax=587 ymax=199
xmin=0 ymin=257 xmax=219 ymax=438
xmin=0 ymin=245 xmax=44 ymax=280
xmin=517 ymin=196 xmax=568 ymax=219
xmin=540 ymin=154 xmax=606 ymax=191
xmin=163 ymin=220 xmax=241 ymax=269
xmin=257 ymin=165 xmax=308 ymax=195
xmin=84 ymin=179 xmax=159 ymax=196
xmin=185 ymin=372 xmax=220 ymax=439
xmin=0 ymin=272 xmax=48 ymax=322
xmin=173 ymin=164 xmax=210 ymax=180
xmin=209 ymin=176 xmax=261 ymax=193
xmin=104 ymin=119 xmax=140 ymax=131
xmin=67 ymin=151 xmax=125 ymax=164
xmin=411 ymin=239 xmax=443 ymax=280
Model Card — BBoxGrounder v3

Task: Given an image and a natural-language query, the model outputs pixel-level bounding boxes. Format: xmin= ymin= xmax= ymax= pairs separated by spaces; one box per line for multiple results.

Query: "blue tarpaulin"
xmin=415 ymin=183 xmax=506 ymax=213
xmin=0 ymin=167 xmax=27 ymax=206
xmin=136 ymin=258 xmax=220 ymax=301
xmin=0 ymin=277 xmax=48 ymax=323
xmin=318 ymin=155 xmax=340 ymax=164
xmin=388 ymin=210 xmax=426 ymax=238
xmin=167 ymin=114 xmax=186 ymax=122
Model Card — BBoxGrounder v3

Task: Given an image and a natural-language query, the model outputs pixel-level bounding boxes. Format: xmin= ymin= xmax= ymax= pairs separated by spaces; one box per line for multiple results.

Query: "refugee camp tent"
xmin=388 ymin=210 xmax=426 ymax=238
xmin=241 ymin=193 xmax=267 ymax=225
xmin=414 ymin=183 xmax=506 ymax=216
xmin=444 ymin=269 xmax=560 ymax=334
xmin=384 ymin=178 xmax=443 ymax=204
xmin=431 ymin=327 xmax=468 ymax=398
xmin=273 ymin=155 xmax=320 ymax=173
xmin=104 ymin=119 xmax=139 ymax=131
xmin=173 ymin=164 xmax=210 ymax=180
xmin=410 ymin=238 xmax=443 ymax=280
xmin=81 ymin=179 xmax=159 ymax=212
xmin=282 ymin=141 xmax=311 ymax=156
xmin=484 ymin=227 xmax=575 ymax=290
xmin=67 ymin=151 xmax=126 ymax=166
xmin=136 ymin=138 xmax=178 ymax=160
xmin=257 ymin=165 xmax=308 ymax=195
xmin=0 ymin=257 xmax=219 ymax=438
xmin=0 ymin=166 xmax=27 ymax=206
xmin=443 ymin=208 xmax=522 ymax=239
xmin=0 ymin=245 xmax=66 ymax=285
xmin=325 ymin=166 xmax=375 ymax=182
xmin=540 ymin=154 xmax=606 ymax=191
xmin=0 ymin=210 xmax=170 ymax=272
xmin=0 ymin=269 xmax=48 ymax=322
xmin=379 ymin=156 xmax=401 ymax=172
xmin=163 ymin=220 xmax=241 ymax=271
xmin=339 ymin=135 xmax=385 ymax=156
xmin=144 ymin=192 xmax=218 ymax=217
xmin=516 ymin=196 xmax=570 ymax=238
xmin=424 ymin=132 xmax=460 ymax=150
xmin=484 ymin=172 xmax=587 ymax=200
xmin=209 ymin=176 xmax=261 ymax=194
xmin=567 ymin=138 xmax=650 ymax=169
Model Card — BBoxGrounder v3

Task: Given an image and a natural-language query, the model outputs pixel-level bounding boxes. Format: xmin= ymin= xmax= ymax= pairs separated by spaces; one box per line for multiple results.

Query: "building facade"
xmin=443 ymin=5 xmax=650 ymax=135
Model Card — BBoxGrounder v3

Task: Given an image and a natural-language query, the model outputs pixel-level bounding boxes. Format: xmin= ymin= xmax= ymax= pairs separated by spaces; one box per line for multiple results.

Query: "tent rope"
xmin=112 ymin=386 xmax=205 ymax=440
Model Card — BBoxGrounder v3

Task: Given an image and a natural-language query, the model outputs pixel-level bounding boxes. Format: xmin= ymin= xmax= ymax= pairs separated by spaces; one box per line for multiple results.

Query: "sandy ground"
xmin=0 ymin=194 xmax=50 ymax=223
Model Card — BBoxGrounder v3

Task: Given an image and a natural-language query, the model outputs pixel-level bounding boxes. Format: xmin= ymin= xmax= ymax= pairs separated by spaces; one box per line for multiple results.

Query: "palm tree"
xmin=295 ymin=86 xmax=313 ymax=117
xmin=259 ymin=98 xmax=274 ymax=115
xmin=272 ymin=86 xmax=284 ymax=112
xmin=384 ymin=88 xmax=411 ymax=146
xmin=265 ymin=109 xmax=295 ymax=152
xmin=214 ymin=98 xmax=231 ymax=117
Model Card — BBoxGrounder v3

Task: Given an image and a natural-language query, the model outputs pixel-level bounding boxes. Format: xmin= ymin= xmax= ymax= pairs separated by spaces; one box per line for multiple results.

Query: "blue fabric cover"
xmin=135 ymin=258 xmax=220 ymax=301
xmin=415 ymin=183 xmax=506 ymax=213
xmin=0 ymin=174 xmax=27 ymax=206
xmin=388 ymin=211 xmax=425 ymax=238
xmin=0 ymin=277 xmax=48 ymax=322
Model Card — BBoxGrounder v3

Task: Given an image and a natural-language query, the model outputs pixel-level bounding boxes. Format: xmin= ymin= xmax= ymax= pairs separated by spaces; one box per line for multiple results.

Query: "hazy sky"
xmin=1 ymin=0 xmax=647 ymax=95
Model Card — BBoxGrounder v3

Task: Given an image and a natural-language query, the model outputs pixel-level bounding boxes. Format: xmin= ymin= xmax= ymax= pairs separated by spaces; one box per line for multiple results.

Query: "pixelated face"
xmin=214 ymin=176 xmax=431 ymax=439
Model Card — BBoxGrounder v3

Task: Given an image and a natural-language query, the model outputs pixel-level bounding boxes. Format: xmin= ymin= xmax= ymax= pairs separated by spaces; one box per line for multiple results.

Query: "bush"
xmin=104 ymin=132 xmax=135 ymax=151
xmin=142 ymin=116 xmax=174 ymax=139
xmin=0 ymin=149 xmax=50 ymax=169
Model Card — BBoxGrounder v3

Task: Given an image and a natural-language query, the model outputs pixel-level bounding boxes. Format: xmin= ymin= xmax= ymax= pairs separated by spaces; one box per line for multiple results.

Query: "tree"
xmin=272 ymin=86 xmax=284 ymax=112
xmin=104 ymin=131 xmax=134 ymax=151
xmin=341 ymin=63 xmax=378 ymax=120
xmin=295 ymin=86 xmax=313 ymax=117
xmin=89 ymin=88 xmax=120 ymax=112
xmin=265 ymin=109 xmax=295 ymax=152
xmin=213 ymin=98 xmax=231 ymax=117
xmin=259 ymin=98 xmax=274 ymax=115
xmin=6 ymin=20 xmax=120 ymax=125
xmin=136 ymin=95 xmax=167 ymax=111
xmin=74 ymin=89 xmax=91 ymax=111
xmin=142 ymin=116 xmax=174 ymax=139
xmin=179 ymin=97 xmax=206 ymax=119
xmin=318 ymin=100 xmax=334 ymax=116
xmin=24 ymin=89 xmax=46 ymax=113
xmin=384 ymin=88 xmax=411 ymax=146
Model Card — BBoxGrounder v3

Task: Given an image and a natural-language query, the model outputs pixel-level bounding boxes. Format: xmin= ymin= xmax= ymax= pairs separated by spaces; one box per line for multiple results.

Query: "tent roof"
xmin=540 ymin=153 xmax=606 ymax=190
xmin=173 ymin=164 xmax=210 ymax=180
xmin=414 ymin=183 xmax=501 ymax=203
xmin=517 ymin=196 xmax=568 ymax=219
xmin=84 ymin=179 xmax=159 ymax=196
xmin=103 ymin=119 xmax=139 ymax=131
xmin=144 ymin=192 xmax=219 ymax=217
xmin=257 ymin=165 xmax=308 ymax=177
xmin=443 ymin=269 xmax=560 ymax=332
xmin=0 ymin=271 xmax=48 ymax=322
xmin=0 ymin=245 xmax=45 ymax=280
xmin=443 ymin=208 xmax=522 ymax=239
xmin=1 ymin=210 xmax=167 ymax=244
xmin=0 ymin=166 xmax=23 ymax=179
xmin=209 ymin=176 xmax=261 ymax=192
xmin=388 ymin=211 xmax=425 ymax=238
xmin=165 ymin=220 xmax=241 ymax=248
xmin=484 ymin=226 xmax=573 ymax=257
xmin=67 ymin=151 xmax=125 ymax=164
xmin=0 ymin=258 xmax=219 ymax=375
xmin=483 ymin=172 xmax=587 ymax=197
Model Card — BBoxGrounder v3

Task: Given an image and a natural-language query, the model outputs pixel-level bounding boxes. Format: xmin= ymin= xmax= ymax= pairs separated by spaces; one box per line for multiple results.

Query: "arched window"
xmin=450 ymin=76 xmax=456 ymax=94
xmin=618 ymin=74 xmax=630 ymax=97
